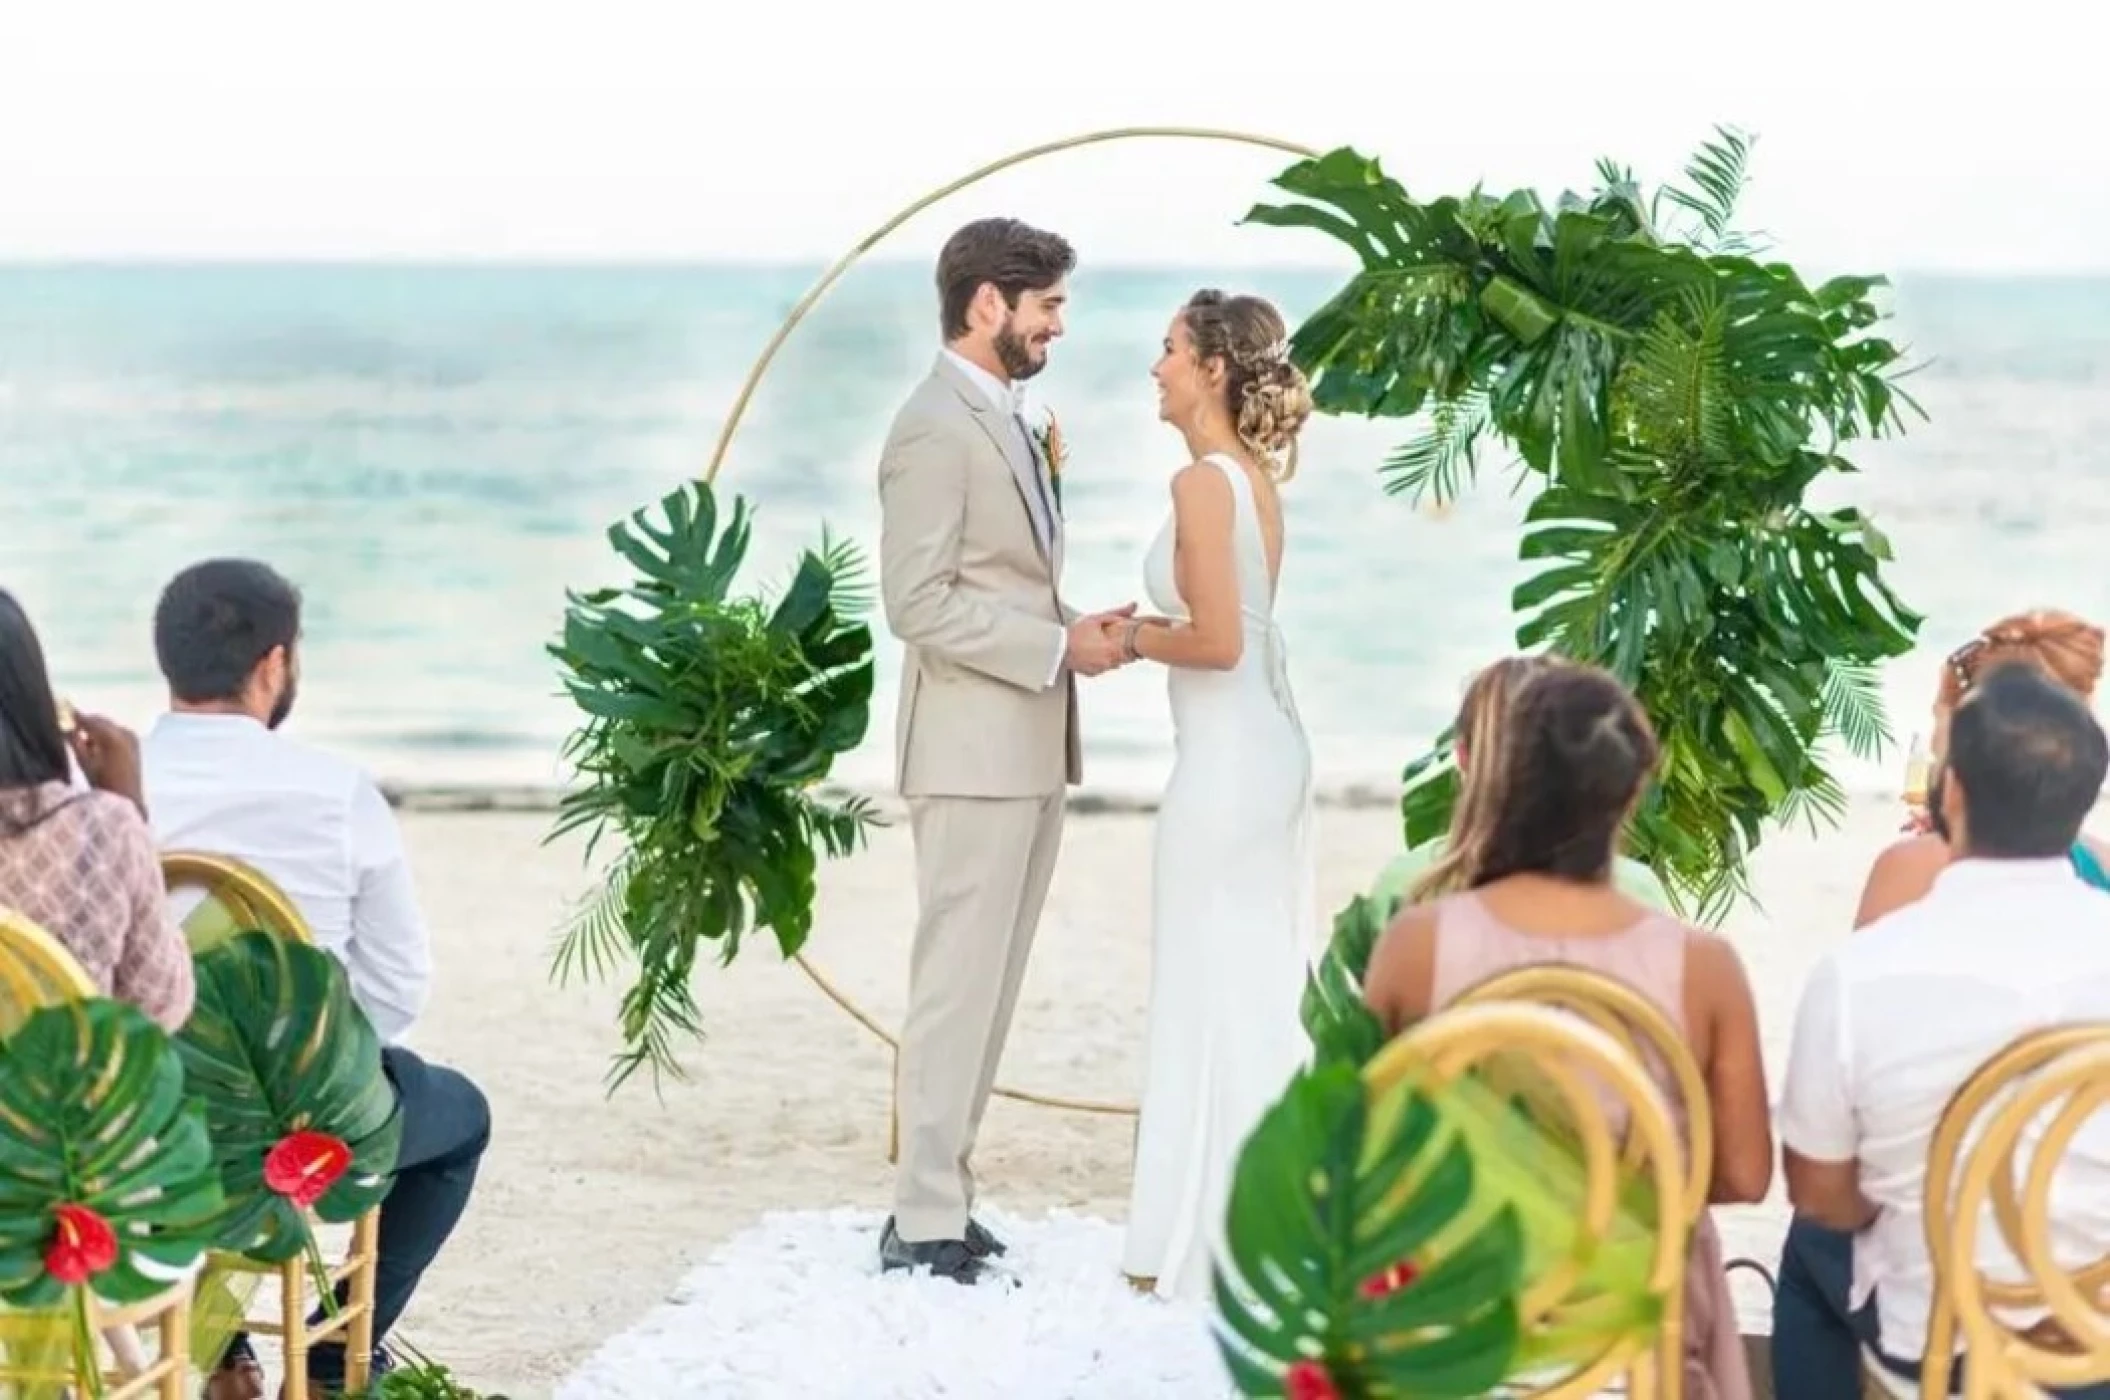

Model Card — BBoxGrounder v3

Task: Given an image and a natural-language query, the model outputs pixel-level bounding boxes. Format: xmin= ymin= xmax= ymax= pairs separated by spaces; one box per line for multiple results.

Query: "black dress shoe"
xmin=879 ymin=1217 xmax=989 ymax=1285
xmin=964 ymin=1217 xmax=1008 ymax=1259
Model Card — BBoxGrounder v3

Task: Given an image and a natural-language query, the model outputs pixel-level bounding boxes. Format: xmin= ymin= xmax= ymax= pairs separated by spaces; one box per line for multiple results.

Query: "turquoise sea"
xmin=5 ymin=264 xmax=2110 ymax=801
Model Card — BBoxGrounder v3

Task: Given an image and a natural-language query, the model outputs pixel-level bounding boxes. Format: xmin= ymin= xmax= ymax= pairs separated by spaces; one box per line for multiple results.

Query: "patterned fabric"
xmin=0 ymin=781 xmax=195 ymax=1029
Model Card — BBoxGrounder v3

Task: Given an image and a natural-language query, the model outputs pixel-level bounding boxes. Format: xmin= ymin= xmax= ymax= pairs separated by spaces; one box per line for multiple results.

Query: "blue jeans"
xmin=1773 ymin=1216 xmax=2110 ymax=1398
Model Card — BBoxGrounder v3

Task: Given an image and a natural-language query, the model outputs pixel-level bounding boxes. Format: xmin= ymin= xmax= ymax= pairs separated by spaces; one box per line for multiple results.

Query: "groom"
xmin=876 ymin=216 xmax=1131 ymax=1285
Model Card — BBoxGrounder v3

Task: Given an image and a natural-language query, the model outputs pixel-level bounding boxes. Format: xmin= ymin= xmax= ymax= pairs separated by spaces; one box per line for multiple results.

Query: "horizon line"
xmin=1 ymin=256 xmax=2108 ymax=281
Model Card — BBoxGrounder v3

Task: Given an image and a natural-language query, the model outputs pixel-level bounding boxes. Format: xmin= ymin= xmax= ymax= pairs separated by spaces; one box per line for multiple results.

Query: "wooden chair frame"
xmin=1369 ymin=1001 xmax=1689 ymax=1399
xmin=1452 ymin=964 xmax=1716 ymax=1393
xmin=0 ymin=909 xmax=192 ymax=1399
xmin=159 ymin=853 xmax=382 ymax=1400
xmin=1918 ymin=1023 xmax=2110 ymax=1399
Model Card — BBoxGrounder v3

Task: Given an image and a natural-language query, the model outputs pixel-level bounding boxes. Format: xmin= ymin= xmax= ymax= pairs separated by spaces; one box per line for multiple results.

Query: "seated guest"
xmin=1776 ymin=612 xmax=2110 ymax=1394
xmin=0 ymin=589 xmax=193 ymax=1028
xmin=1364 ymin=661 xmax=1771 ymax=1399
xmin=138 ymin=559 xmax=489 ymax=1400
xmin=1778 ymin=662 xmax=2110 ymax=1397
xmin=1856 ymin=609 xmax=2109 ymax=925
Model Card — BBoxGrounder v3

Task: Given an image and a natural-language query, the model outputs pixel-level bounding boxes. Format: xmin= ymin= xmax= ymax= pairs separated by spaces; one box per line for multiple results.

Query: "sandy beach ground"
xmin=390 ymin=791 xmax=1912 ymax=1398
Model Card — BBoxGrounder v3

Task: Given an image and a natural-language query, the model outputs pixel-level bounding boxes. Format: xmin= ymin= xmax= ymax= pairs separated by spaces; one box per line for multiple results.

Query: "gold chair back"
xmin=159 ymin=850 xmax=314 ymax=951
xmin=1368 ymin=1001 xmax=1689 ymax=1399
xmin=0 ymin=906 xmax=98 ymax=1031
xmin=1918 ymin=1023 xmax=2110 ymax=1399
xmin=1452 ymin=963 xmax=1715 ymax=1215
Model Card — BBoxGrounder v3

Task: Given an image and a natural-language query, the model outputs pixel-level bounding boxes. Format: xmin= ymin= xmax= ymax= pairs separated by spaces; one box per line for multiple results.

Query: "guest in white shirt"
xmin=139 ymin=559 xmax=489 ymax=1400
xmin=1778 ymin=662 xmax=2110 ymax=1397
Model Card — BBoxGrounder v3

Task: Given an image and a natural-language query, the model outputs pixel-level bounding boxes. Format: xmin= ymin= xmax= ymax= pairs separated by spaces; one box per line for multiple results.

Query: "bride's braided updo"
xmin=1180 ymin=289 xmax=1314 ymax=481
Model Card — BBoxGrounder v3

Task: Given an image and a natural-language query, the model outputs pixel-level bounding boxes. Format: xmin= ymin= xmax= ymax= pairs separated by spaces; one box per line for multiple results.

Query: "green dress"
xmin=1370 ymin=839 xmax=1675 ymax=912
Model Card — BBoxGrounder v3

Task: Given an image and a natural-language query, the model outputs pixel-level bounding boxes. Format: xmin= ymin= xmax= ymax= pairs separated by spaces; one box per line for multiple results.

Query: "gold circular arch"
xmin=702 ymin=126 xmax=1323 ymax=1157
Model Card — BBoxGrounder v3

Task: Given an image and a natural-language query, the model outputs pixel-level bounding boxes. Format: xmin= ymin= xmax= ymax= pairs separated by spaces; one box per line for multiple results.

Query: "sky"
xmin=2 ymin=0 xmax=2100 ymax=273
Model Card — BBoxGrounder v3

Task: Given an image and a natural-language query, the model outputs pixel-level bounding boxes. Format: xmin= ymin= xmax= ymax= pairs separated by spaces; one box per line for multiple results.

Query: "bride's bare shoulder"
xmin=1169 ymin=460 xmax=1235 ymax=504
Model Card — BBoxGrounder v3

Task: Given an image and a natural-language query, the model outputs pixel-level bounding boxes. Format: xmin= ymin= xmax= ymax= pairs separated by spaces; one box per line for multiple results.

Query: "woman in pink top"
xmin=1363 ymin=660 xmax=1772 ymax=1400
xmin=0 ymin=590 xmax=193 ymax=1029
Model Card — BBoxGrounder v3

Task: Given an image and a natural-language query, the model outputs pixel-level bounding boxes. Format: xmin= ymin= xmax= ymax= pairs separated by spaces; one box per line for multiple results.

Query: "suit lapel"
xmin=933 ymin=356 xmax=1055 ymax=563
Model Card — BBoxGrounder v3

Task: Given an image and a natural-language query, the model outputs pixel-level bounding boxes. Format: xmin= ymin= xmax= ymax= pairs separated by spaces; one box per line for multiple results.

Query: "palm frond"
xmin=819 ymin=527 xmax=875 ymax=620
xmin=550 ymin=850 xmax=638 ymax=988
xmin=1613 ymin=288 xmax=1733 ymax=472
xmin=1776 ymin=762 xmax=1851 ymax=837
xmin=1819 ymin=660 xmax=1893 ymax=759
xmin=1379 ymin=390 xmax=1492 ymax=504
xmin=1657 ymin=125 xmax=1755 ymax=251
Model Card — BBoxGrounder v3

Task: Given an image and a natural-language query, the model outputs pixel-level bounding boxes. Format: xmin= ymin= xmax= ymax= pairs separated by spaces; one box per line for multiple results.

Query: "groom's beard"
xmin=993 ymin=321 xmax=1048 ymax=381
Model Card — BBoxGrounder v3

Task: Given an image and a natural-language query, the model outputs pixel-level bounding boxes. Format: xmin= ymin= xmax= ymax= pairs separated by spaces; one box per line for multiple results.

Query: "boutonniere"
xmin=1030 ymin=410 xmax=1067 ymax=514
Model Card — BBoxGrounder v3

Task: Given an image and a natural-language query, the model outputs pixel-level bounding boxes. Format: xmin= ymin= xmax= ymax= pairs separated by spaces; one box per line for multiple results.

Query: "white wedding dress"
xmin=1121 ymin=452 xmax=1317 ymax=1301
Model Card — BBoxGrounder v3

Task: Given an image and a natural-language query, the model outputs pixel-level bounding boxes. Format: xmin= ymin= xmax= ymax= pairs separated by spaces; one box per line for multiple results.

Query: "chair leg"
xmin=160 ymin=1289 xmax=190 ymax=1400
xmin=345 ymin=1210 xmax=379 ymax=1392
xmin=280 ymin=1257 xmax=308 ymax=1400
xmin=102 ymin=1324 xmax=148 ymax=1378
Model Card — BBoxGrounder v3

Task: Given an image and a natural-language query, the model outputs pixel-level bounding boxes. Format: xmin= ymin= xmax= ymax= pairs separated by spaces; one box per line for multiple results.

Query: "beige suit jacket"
xmin=879 ymin=355 xmax=1080 ymax=798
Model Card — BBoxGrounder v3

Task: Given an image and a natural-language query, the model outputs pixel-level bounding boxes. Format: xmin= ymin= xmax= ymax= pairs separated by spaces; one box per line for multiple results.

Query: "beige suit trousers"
xmin=891 ymin=790 xmax=1066 ymax=1242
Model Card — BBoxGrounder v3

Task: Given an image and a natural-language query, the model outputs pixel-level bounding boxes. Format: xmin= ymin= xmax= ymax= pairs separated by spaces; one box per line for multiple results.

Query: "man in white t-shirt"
xmin=1778 ymin=662 xmax=2110 ymax=1396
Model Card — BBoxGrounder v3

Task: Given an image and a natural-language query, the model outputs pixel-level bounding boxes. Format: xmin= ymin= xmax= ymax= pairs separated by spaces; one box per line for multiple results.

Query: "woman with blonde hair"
xmin=1855 ymin=608 xmax=2108 ymax=925
xmin=1118 ymin=288 xmax=1318 ymax=1301
xmin=1371 ymin=655 xmax=1674 ymax=910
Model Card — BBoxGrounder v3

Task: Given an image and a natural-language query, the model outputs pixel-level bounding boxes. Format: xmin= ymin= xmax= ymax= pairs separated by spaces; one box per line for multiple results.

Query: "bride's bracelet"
xmin=1121 ymin=619 xmax=1143 ymax=663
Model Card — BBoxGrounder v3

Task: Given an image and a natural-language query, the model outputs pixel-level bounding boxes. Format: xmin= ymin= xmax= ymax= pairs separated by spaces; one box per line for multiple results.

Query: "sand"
xmin=386 ymin=792 xmax=1907 ymax=1398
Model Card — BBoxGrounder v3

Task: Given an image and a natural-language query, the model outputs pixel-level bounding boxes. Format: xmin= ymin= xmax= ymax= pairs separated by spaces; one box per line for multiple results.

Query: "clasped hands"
xmin=1064 ymin=603 xmax=1159 ymax=677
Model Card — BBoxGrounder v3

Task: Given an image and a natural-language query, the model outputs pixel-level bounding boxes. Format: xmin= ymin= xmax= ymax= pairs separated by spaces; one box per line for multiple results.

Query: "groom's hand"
xmin=1064 ymin=615 xmax=1123 ymax=676
xmin=1064 ymin=604 xmax=1136 ymax=676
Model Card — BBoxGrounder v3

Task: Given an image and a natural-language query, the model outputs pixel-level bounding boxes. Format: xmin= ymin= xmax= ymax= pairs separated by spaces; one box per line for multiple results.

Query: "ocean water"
xmin=5 ymin=263 xmax=2110 ymax=801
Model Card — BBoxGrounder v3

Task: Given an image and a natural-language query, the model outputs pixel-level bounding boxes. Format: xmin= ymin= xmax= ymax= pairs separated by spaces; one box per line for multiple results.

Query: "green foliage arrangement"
xmin=1244 ymin=129 xmax=1923 ymax=918
xmin=550 ymin=482 xmax=879 ymax=1089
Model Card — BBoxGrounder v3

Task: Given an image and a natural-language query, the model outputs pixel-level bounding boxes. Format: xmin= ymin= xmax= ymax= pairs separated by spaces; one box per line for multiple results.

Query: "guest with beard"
xmin=139 ymin=559 xmax=490 ymax=1400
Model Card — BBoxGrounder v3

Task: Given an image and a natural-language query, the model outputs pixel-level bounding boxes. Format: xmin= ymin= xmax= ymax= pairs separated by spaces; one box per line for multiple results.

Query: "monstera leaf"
xmin=1214 ymin=1062 xmax=1526 ymax=1398
xmin=0 ymin=1000 xmax=222 ymax=1310
xmin=176 ymin=932 xmax=402 ymax=1262
xmin=1300 ymin=896 xmax=1395 ymax=1068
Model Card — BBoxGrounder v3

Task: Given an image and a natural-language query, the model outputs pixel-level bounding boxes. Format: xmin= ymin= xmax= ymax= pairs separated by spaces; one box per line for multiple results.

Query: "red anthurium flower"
xmin=262 ymin=1130 xmax=353 ymax=1208
xmin=1284 ymin=1358 xmax=1342 ymax=1400
xmin=44 ymin=1203 xmax=118 ymax=1285
xmin=1359 ymin=1257 xmax=1421 ymax=1300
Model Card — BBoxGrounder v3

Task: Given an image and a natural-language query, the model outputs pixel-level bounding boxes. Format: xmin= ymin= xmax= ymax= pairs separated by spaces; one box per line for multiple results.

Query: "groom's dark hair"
xmin=937 ymin=218 xmax=1075 ymax=340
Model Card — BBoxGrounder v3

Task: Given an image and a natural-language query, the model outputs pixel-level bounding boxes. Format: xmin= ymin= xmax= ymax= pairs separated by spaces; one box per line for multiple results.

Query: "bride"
xmin=1105 ymin=288 xmax=1317 ymax=1301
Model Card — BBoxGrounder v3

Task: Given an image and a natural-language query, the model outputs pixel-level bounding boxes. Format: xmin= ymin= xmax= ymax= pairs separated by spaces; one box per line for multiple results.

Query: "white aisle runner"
xmin=555 ymin=1207 xmax=1234 ymax=1399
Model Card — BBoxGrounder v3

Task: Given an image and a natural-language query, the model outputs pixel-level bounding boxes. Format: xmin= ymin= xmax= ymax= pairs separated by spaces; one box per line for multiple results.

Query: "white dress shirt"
xmin=942 ymin=348 xmax=1067 ymax=690
xmin=1778 ymin=856 xmax=2110 ymax=1361
xmin=141 ymin=712 xmax=433 ymax=1043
